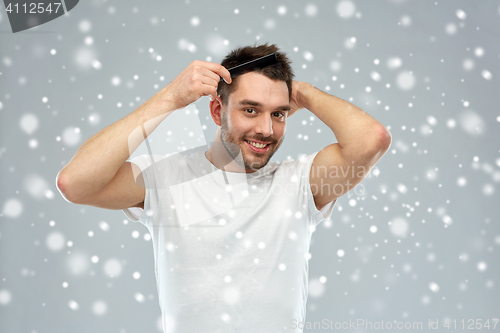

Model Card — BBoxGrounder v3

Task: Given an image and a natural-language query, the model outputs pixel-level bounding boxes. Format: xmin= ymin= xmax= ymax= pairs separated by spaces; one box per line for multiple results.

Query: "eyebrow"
xmin=238 ymin=99 xmax=290 ymax=112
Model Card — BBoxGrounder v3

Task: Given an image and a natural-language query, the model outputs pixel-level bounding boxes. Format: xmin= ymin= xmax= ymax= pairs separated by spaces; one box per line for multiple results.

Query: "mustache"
xmin=243 ymin=136 xmax=276 ymax=144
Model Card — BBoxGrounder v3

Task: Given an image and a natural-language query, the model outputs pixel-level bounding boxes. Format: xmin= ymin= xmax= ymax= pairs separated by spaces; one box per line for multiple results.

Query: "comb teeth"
xmin=219 ymin=53 xmax=278 ymax=82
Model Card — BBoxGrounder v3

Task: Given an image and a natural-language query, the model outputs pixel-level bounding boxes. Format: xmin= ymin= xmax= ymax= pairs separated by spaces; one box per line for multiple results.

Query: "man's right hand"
xmin=161 ymin=60 xmax=232 ymax=110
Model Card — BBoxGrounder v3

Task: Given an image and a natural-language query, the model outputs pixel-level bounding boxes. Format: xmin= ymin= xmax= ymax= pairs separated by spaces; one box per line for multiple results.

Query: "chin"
xmin=241 ymin=148 xmax=274 ymax=170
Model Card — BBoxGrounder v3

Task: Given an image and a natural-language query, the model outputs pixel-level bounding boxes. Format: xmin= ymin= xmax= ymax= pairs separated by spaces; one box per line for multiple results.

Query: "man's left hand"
xmin=289 ymin=80 xmax=311 ymax=116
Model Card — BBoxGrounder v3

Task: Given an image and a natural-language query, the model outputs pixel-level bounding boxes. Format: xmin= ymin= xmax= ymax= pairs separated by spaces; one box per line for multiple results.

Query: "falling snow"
xmin=337 ymin=1 xmax=356 ymax=19
xmin=0 ymin=1 xmax=498 ymax=332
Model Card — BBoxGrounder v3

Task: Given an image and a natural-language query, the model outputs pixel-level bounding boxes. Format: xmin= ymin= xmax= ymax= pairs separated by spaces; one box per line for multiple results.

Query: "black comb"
xmin=220 ymin=53 xmax=278 ymax=82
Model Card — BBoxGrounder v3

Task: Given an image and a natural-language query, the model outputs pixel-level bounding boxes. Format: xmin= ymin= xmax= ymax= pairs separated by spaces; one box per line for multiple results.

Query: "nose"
xmin=254 ymin=114 xmax=273 ymax=137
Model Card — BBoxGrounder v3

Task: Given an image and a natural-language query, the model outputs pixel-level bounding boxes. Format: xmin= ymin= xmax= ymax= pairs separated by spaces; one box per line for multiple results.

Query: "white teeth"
xmin=247 ymin=141 xmax=268 ymax=149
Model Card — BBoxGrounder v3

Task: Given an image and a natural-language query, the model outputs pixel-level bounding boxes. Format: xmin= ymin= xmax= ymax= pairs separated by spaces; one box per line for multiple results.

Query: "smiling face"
xmin=213 ymin=72 xmax=290 ymax=172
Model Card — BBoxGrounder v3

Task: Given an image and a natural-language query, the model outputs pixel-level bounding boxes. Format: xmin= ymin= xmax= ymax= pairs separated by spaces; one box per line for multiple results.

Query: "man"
xmin=56 ymin=43 xmax=391 ymax=332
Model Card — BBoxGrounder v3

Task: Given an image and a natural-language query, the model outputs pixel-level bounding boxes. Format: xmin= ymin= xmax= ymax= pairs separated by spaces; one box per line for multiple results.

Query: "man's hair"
xmin=217 ymin=43 xmax=294 ymax=105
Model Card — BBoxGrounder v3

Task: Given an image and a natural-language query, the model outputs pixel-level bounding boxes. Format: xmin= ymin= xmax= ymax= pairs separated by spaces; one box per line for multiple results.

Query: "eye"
xmin=272 ymin=112 xmax=285 ymax=118
xmin=245 ymin=108 xmax=256 ymax=114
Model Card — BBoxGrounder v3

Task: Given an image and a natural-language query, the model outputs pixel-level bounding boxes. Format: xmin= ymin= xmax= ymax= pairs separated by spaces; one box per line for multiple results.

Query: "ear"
xmin=209 ymin=97 xmax=223 ymax=127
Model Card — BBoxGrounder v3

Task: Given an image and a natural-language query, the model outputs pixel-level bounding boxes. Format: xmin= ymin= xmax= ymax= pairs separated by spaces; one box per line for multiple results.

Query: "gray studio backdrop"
xmin=1 ymin=0 xmax=499 ymax=332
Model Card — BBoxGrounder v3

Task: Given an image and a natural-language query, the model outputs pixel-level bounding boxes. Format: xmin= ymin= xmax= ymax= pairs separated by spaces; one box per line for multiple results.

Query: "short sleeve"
xmin=122 ymin=154 xmax=164 ymax=226
xmin=300 ymin=152 xmax=338 ymax=227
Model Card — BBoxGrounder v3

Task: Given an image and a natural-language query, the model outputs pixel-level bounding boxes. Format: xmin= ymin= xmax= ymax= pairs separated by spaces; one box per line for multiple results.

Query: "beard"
xmin=220 ymin=111 xmax=285 ymax=171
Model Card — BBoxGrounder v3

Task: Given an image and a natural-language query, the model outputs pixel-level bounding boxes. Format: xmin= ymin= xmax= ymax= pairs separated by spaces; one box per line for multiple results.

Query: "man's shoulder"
xmin=275 ymin=152 xmax=320 ymax=179
xmin=160 ymin=149 xmax=205 ymax=165
xmin=127 ymin=150 xmax=204 ymax=175
xmin=276 ymin=152 xmax=318 ymax=168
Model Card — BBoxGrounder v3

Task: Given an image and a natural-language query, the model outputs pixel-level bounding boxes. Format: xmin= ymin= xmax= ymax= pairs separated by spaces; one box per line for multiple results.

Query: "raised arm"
xmin=289 ymin=81 xmax=392 ymax=210
xmin=56 ymin=61 xmax=231 ymax=208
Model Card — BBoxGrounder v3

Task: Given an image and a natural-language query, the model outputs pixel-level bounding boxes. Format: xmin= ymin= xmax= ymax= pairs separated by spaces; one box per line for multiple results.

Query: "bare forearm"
xmin=298 ymin=82 xmax=391 ymax=159
xmin=57 ymin=91 xmax=174 ymax=200
xmin=57 ymin=60 xmax=231 ymax=203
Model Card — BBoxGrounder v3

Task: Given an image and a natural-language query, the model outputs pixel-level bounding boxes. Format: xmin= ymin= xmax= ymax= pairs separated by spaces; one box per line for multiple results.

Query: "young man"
xmin=56 ymin=43 xmax=391 ymax=332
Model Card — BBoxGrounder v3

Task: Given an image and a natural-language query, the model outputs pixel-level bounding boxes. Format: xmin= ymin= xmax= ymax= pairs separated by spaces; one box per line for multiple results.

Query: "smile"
xmin=245 ymin=140 xmax=271 ymax=153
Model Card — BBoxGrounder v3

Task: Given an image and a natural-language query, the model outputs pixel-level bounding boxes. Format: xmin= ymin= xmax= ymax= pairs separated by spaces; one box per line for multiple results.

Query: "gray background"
xmin=1 ymin=0 xmax=499 ymax=332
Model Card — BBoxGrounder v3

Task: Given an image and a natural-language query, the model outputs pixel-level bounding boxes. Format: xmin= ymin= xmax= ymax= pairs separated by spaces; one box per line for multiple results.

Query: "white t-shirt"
xmin=123 ymin=147 xmax=337 ymax=333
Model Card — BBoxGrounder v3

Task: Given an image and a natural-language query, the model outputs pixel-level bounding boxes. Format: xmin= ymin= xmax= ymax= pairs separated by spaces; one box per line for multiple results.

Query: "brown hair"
xmin=217 ymin=43 xmax=294 ymax=105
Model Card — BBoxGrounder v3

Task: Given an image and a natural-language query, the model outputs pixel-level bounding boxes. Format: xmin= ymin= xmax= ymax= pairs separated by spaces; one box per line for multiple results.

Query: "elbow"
xmin=375 ymin=125 xmax=392 ymax=152
xmin=56 ymin=171 xmax=80 ymax=204
xmin=365 ymin=125 xmax=392 ymax=158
